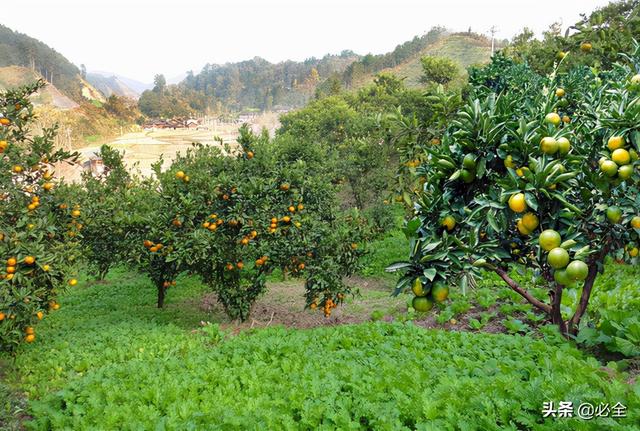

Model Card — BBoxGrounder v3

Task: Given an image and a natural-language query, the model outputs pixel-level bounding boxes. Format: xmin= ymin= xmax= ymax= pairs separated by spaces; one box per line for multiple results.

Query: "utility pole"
xmin=489 ymin=26 xmax=498 ymax=56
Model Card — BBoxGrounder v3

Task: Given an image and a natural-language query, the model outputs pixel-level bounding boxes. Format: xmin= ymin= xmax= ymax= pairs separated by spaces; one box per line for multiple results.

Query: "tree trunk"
xmin=550 ymin=283 xmax=567 ymax=335
xmin=567 ymin=264 xmax=599 ymax=335
xmin=157 ymin=285 xmax=166 ymax=308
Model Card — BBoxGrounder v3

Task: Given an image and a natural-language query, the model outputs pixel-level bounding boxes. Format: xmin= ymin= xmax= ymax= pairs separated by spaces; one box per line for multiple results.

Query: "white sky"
xmin=3 ymin=0 xmax=612 ymax=83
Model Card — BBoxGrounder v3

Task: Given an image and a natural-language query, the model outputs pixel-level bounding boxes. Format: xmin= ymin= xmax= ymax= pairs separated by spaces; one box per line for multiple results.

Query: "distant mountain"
xmin=86 ymin=72 xmax=140 ymax=99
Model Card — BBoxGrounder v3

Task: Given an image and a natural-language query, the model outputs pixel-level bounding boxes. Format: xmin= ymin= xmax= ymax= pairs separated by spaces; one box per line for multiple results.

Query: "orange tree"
xmin=388 ymin=49 xmax=640 ymax=336
xmin=79 ymin=145 xmax=136 ymax=279
xmin=133 ymin=125 xmax=367 ymax=319
xmin=0 ymin=81 xmax=81 ymax=351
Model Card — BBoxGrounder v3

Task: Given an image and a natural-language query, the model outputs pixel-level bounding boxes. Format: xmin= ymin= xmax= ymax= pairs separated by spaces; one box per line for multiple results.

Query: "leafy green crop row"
xmin=7 ymin=269 xmax=639 ymax=430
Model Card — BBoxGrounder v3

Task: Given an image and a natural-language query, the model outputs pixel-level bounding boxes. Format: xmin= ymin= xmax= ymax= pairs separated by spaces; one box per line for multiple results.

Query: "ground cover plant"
xmin=8 ymin=269 xmax=639 ymax=430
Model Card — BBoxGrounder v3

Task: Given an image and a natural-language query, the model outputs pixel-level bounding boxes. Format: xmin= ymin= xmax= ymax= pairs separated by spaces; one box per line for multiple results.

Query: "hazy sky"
xmin=3 ymin=0 xmax=612 ymax=83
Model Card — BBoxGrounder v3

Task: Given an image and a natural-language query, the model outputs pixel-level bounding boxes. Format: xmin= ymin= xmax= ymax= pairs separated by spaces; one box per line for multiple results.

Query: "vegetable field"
xmin=5 ymin=269 xmax=639 ymax=430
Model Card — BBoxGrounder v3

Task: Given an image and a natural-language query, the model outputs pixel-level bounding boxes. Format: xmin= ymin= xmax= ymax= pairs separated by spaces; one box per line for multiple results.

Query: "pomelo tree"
xmin=388 ymin=50 xmax=640 ymax=336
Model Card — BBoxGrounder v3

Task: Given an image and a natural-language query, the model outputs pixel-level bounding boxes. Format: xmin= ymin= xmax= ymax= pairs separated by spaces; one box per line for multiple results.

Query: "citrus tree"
xmin=133 ymin=125 xmax=367 ymax=319
xmin=0 ymin=81 xmax=81 ymax=351
xmin=80 ymin=145 xmax=138 ymax=279
xmin=388 ymin=50 xmax=640 ymax=336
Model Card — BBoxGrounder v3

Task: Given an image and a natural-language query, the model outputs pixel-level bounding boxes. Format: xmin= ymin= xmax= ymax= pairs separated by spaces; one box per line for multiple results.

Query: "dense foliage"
xmin=0 ymin=81 xmax=81 ymax=350
xmin=79 ymin=125 xmax=369 ymax=320
xmin=389 ymin=41 xmax=640 ymax=336
xmin=505 ymin=0 xmax=640 ymax=74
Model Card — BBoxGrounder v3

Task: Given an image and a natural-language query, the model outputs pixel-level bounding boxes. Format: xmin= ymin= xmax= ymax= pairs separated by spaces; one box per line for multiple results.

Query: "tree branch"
xmin=494 ymin=267 xmax=551 ymax=314
xmin=567 ymin=246 xmax=608 ymax=335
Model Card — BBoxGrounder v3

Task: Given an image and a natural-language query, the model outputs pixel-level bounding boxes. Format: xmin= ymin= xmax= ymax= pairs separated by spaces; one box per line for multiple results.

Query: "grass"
xmin=360 ymin=228 xmax=409 ymax=279
xmin=1 ymin=267 xmax=638 ymax=429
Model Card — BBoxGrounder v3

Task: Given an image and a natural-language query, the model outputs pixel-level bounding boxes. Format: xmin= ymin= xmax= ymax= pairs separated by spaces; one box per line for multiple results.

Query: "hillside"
xmin=0 ymin=23 xmax=83 ymax=102
xmin=345 ymin=32 xmax=494 ymax=89
xmin=161 ymin=28 xmax=493 ymax=114
xmin=0 ymin=66 xmax=78 ymax=109
xmin=86 ymin=72 xmax=140 ymax=99
xmin=174 ymin=51 xmax=360 ymax=113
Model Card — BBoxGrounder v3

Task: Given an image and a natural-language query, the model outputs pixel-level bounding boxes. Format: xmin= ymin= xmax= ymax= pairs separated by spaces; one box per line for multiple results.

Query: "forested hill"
xmin=178 ymin=52 xmax=360 ymax=112
xmin=157 ymin=26 xmax=495 ymax=115
xmin=0 ymin=24 xmax=84 ymax=102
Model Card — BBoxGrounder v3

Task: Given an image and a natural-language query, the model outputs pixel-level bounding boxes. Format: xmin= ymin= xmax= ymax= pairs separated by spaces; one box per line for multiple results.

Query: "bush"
xmin=0 ymin=81 xmax=81 ymax=351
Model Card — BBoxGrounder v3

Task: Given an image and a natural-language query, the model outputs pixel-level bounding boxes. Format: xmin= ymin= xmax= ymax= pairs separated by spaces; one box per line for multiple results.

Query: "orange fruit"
xmin=7 ymin=257 xmax=16 ymax=266
xmin=297 ymin=203 xmax=304 ymax=211
xmin=441 ymin=215 xmax=456 ymax=231
xmin=521 ymin=213 xmax=539 ymax=231
xmin=12 ymin=165 xmax=23 ymax=173
xmin=0 ymin=312 xmax=5 ymax=321
xmin=236 ymin=262 xmax=244 ymax=270
xmin=539 ymin=229 xmax=562 ymax=251
xmin=226 ymin=263 xmax=234 ymax=271
xmin=547 ymin=247 xmax=570 ymax=269
xmin=175 ymin=171 xmax=185 ymax=179
xmin=298 ymin=263 xmax=305 ymax=270
xmin=43 ymin=182 xmax=54 ymax=191
xmin=0 ymin=118 xmax=11 ymax=126
xmin=69 ymin=278 xmax=78 ymax=286
xmin=607 ymin=136 xmax=625 ymax=151
xmin=36 ymin=311 xmax=44 ymax=320
xmin=247 ymin=151 xmax=254 ymax=159
xmin=288 ymin=206 xmax=295 ymax=213
xmin=508 ymin=193 xmax=527 ymax=213
xmin=24 ymin=256 xmax=35 ymax=265
xmin=6 ymin=266 xmax=16 ymax=274
xmin=0 ymin=140 xmax=7 ymax=152
xmin=282 ymin=216 xmax=291 ymax=223
xmin=25 ymin=326 xmax=34 ymax=335
xmin=149 ymin=246 xmax=158 ymax=252
xmin=545 ymin=112 xmax=561 ymax=126
xmin=25 ymin=334 xmax=35 ymax=343
xmin=280 ymin=183 xmax=290 ymax=191
xmin=566 ymin=260 xmax=589 ymax=281
xmin=42 ymin=264 xmax=50 ymax=272
xmin=71 ymin=210 xmax=81 ymax=217
xmin=611 ymin=149 xmax=631 ymax=165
